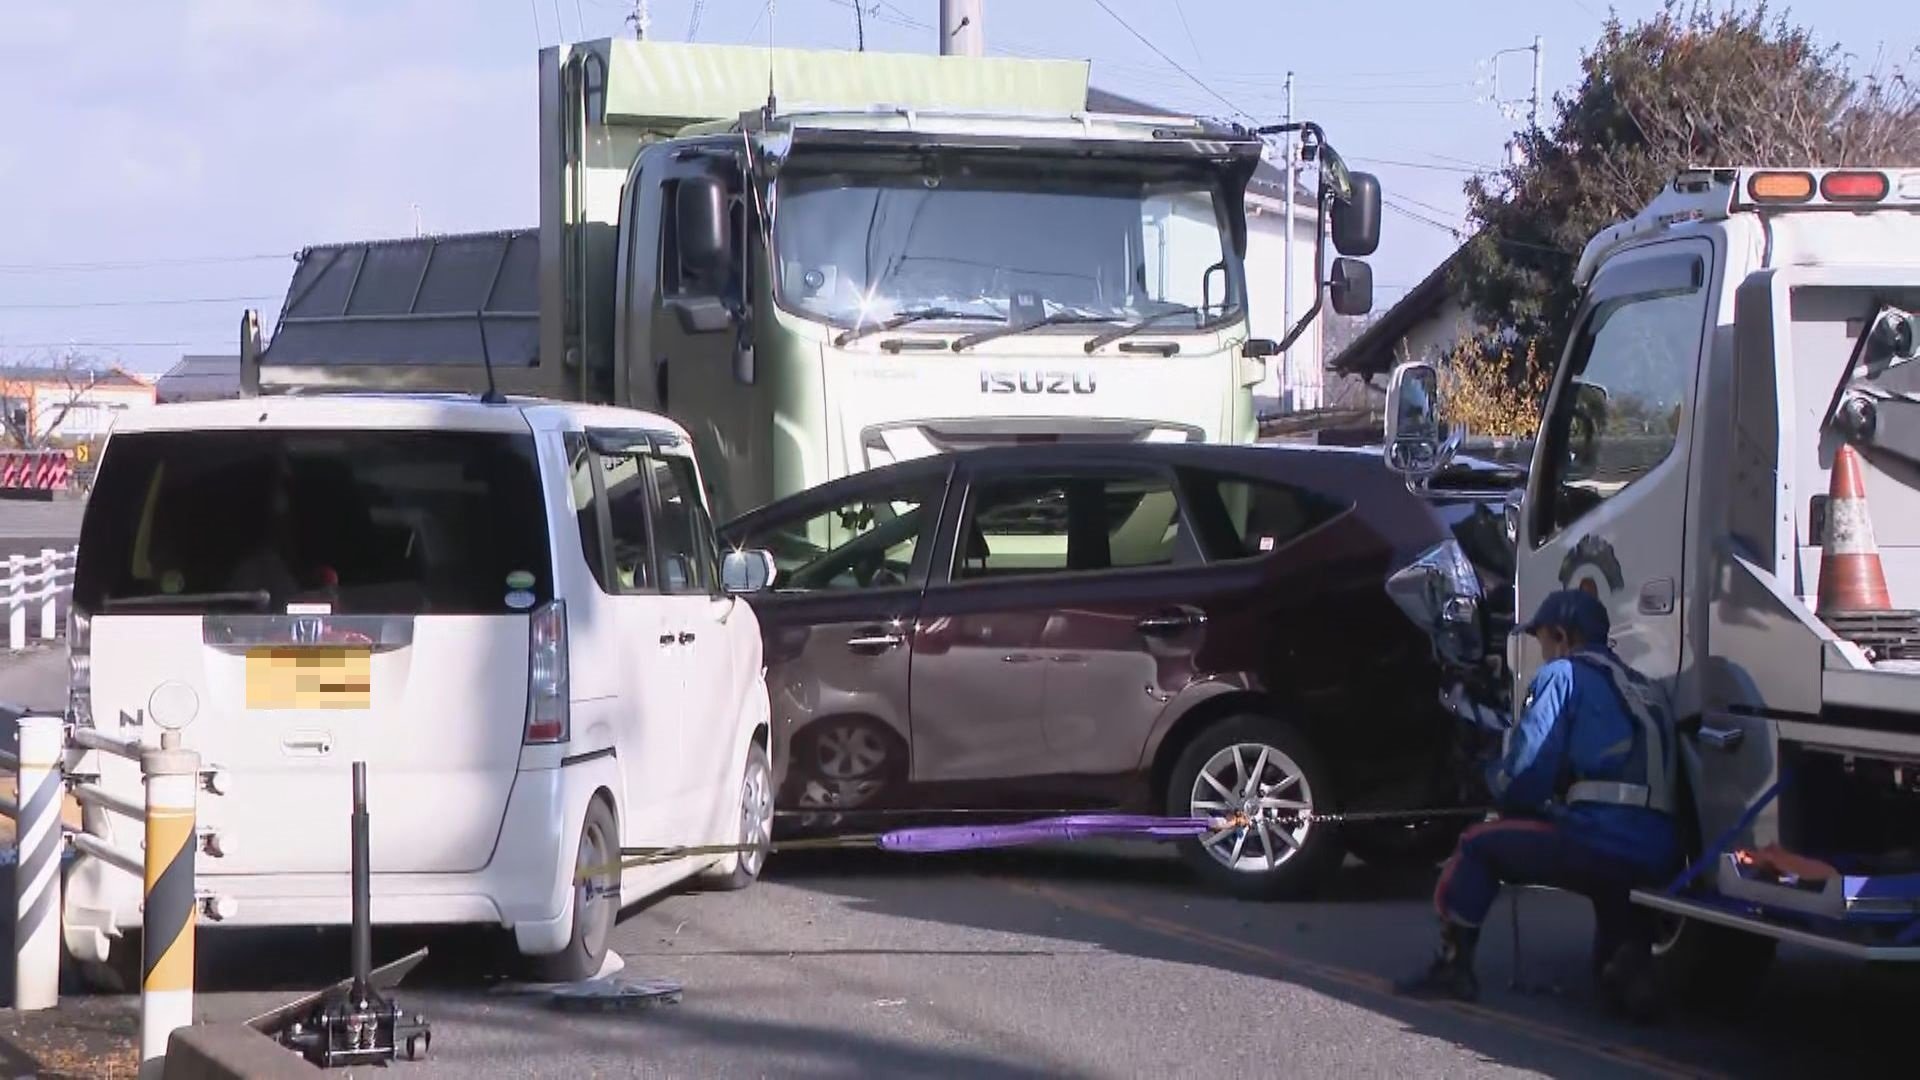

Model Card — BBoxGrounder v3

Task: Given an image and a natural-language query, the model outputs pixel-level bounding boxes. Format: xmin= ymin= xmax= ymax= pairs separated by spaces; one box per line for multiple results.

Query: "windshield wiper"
xmin=103 ymin=589 xmax=274 ymax=612
xmin=949 ymin=312 xmax=1120 ymax=352
xmin=1083 ymin=305 xmax=1206 ymax=353
xmin=834 ymin=308 xmax=1003 ymax=347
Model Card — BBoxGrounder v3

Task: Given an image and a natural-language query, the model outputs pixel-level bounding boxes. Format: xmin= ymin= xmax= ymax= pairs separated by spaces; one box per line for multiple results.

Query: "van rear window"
xmin=74 ymin=429 xmax=553 ymax=616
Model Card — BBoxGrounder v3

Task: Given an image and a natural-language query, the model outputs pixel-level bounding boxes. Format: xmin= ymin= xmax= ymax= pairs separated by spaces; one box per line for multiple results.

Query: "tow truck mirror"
xmin=677 ymin=176 xmax=730 ymax=281
xmin=1241 ymin=338 xmax=1281 ymax=359
xmin=1330 ymin=258 xmax=1373 ymax=316
xmin=1332 ymin=171 xmax=1381 ymax=258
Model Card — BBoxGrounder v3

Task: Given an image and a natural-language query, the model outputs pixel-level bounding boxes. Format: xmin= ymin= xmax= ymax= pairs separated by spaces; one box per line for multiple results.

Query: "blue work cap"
xmin=1521 ymin=589 xmax=1610 ymax=643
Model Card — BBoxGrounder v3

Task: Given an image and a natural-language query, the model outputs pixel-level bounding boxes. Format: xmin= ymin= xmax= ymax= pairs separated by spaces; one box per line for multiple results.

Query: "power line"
xmin=1351 ymin=156 xmax=1492 ymax=175
xmin=1171 ymin=0 xmax=1203 ymax=65
xmin=1385 ymin=200 xmax=1465 ymax=239
xmin=0 ymin=341 xmax=230 ymax=350
xmin=0 ymin=252 xmax=294 ymax=273
xmin=0 ymin=295 xmax=279 ymax=312
xmin=1087 ymin=0 xmax=1251 ymax=121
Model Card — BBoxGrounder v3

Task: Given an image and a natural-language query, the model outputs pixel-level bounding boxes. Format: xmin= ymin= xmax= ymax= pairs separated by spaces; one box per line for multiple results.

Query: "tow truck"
xmin=239 ymin=38 xmax=1380 ymax=518
xmin=1385 ymin=166 xmax=1920 ymax=992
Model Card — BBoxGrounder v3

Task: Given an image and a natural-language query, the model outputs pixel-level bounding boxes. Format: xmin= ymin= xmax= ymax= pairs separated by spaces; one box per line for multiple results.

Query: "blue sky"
xmin=2 ymin=0 xmax=1914 ymax=373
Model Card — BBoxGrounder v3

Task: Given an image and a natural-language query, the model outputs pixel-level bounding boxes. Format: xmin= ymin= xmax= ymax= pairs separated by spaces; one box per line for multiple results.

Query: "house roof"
xmin=0 ymin=364 xmax=150 ymax=389
xmin=1085 ymin=88 xmax=1315 ymax=209
xmin=1327 ymin=243 xmax=1470 ymax=377
xmin=156 ymin=354 xmax=243 ymax=401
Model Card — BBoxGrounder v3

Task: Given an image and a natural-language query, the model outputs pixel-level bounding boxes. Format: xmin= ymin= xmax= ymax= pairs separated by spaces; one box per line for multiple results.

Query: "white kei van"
xmin=65 ymin=394 xmax=776 ymax=981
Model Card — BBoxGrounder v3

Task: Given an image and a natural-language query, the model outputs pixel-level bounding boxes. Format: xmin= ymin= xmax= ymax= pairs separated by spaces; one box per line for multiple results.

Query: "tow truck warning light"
xmin=1744 ymin=168 xmax=1917 ymax=206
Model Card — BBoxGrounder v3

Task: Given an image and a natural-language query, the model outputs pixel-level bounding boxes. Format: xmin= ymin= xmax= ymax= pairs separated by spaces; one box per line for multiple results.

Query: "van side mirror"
xmin=722 ymin=548 xmax=777 ymax=595
xmin=1384 ymin=359 xmax=1462 ymax=476
xmin=677 ymin=176 xmax=730 ymax=280
xmin=1329 ymin=258 xmax=1373 ymax=316
xmin=1332 ymin=171 xmax=1382 ymax=258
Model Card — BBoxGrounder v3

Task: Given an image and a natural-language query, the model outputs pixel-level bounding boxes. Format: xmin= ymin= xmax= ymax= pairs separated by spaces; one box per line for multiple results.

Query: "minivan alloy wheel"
xmin=739 ymin=751 xmax=774 ymax=878
xmin=1189 ymin=743 xmax=1314 ymax=873
xmin=576 ymin=816 xmax=615 ymax=954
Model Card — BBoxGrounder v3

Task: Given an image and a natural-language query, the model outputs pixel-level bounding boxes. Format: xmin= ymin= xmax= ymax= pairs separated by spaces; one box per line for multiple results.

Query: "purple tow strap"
xmin=874 ymin=814 xmax=1215 ymax=854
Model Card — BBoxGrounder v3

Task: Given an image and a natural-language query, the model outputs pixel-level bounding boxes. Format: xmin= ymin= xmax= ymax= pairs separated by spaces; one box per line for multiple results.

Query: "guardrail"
xmin=6 ymin=714 xmax=228 ymax=1080
xmin=4 ymin=547 xmax=75 ymax=651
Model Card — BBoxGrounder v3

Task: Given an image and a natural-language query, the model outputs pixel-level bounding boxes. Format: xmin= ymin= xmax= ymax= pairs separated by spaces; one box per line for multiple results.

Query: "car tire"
xmin=1167 ymin=714 xmax=1343 ymax=901
xmin=699 ymin=743 xmax=774 ymax=892
xmin=523 ymin=798 xmax=617 ymax=984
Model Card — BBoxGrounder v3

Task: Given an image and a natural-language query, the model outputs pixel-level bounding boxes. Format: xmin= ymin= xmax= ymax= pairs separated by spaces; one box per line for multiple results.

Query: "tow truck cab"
xmin=1388 ymin=167 xmax=1920 ymax=973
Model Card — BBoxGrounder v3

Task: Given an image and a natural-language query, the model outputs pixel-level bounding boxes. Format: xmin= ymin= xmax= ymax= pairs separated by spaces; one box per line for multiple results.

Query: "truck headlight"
xmin=1386 ymin=539 xmax=1485 ymax=667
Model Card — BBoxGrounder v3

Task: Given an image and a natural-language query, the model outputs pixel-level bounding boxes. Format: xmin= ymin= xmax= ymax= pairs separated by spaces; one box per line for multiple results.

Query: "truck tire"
xmin=524 ymin=798 xmax=617 ymax=984
xmin=1167 ymin=715 xmax=1343 ymax=901
xmin=1653 ymin=916 xmax=1777 ymax=1009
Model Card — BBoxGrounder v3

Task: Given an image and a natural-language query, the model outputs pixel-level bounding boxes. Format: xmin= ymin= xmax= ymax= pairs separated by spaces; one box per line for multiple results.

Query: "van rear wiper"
xmin=1083 ymin=305 xmax=1205 ymax=353
xmin=834 ymin=308 xmax=1003 ymax=347
xmin=103 ymin=589 xmax=274 ymax=612
xmin=949 ymin=312 xmax=1120 ymax=352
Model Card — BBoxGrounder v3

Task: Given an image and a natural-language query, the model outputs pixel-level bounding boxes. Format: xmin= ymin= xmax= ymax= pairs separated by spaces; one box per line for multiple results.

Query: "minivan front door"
xmin=725 ymin=473 xmax=944 ymax=811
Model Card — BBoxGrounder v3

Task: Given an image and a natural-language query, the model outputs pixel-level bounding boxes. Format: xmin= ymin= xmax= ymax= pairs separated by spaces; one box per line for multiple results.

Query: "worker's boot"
xmin=1394 ymin=922 xmax=1481 ymax=1002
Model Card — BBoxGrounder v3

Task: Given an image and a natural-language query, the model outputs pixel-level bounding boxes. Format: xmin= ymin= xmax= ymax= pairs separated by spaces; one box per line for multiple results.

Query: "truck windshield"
xmin=773 ymin=159 xmax=1243 ymax=334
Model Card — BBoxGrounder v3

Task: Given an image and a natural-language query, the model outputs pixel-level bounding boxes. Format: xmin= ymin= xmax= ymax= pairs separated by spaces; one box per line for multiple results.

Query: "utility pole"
xmin=1282 ymin=71 xmax=1296 ymax=413
xmin=1529 ymin=35 xmax=1544 ymax=130
xmin=940 ymin=0 xmax=984 ymax=57
xmin=855 ymin=1 xmax=866 ymax=51
xmin=628 ymin=0 xmax=650 ymax=40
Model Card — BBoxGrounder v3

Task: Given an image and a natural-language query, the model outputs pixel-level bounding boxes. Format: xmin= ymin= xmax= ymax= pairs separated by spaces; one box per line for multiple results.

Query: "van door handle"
xmin=678 ymin=631 xmax=697 ymax=645
xmin=282 ymin=731 xmax=333 ymax=757
xmin=659 ymin=633 xmax=677 ymax=647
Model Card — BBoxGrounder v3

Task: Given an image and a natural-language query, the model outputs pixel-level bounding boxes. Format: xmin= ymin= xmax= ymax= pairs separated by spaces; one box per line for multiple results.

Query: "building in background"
xmin=1088 ymin=89 xmax=1324 ymax=419
xmin=156 ymin=353 xmax=244 ymax=403
xmin=1326 ymin=243 xmax=1477 ymax=382
xmin=0 ymin=364 xmax=154 ymax=447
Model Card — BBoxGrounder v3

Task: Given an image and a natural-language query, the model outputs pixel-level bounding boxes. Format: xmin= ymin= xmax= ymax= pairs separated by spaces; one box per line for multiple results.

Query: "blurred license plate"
xmin=245 ymin=648 xmax=372 ymax=710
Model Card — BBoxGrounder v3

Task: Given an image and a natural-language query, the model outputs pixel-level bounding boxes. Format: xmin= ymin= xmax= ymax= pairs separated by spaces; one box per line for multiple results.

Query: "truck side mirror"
xmin=1332 ymin=172 xmax=1382 ymax=258
xmin=1330 ymin=258 xmax=1373 ymax=316
xmin=1241 ymin=338 xmax=1281 ymax=359
xmin=677 ymin=176 xmax=730 ymax=281
xmin=1385 ymin=359 xmax=1462 ymax=476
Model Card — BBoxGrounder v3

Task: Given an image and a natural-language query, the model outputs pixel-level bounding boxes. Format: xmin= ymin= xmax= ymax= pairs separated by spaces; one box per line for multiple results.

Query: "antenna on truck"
xmin=475 ymin=308 xmax=505 ymax=405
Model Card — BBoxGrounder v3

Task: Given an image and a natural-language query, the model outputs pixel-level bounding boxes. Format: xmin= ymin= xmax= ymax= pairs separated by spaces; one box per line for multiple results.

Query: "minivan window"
xmin=75 ymin=430 xmax=553 ymax=615
xmin=957 ymin=471 xmax=1185 ymax=580
xmin=1180 ymin=472 xmax=1347 ymax=561
xmin=649 ymin=454 xmax=715 ymax=594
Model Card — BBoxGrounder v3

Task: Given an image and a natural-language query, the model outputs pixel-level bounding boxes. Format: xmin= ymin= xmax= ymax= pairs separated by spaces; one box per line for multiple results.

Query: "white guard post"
xmin=13 ymin=715 xmax=65 ymax=1011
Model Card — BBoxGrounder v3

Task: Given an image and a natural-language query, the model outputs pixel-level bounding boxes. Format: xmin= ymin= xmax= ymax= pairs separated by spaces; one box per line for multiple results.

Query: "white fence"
xmin=4 ymin=547 xmax=74 ymax=651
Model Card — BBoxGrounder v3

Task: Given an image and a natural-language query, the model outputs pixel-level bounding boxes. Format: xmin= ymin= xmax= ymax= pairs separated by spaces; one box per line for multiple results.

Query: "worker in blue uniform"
xmin=1396 ymin=589 xmax=1681 ymax=1018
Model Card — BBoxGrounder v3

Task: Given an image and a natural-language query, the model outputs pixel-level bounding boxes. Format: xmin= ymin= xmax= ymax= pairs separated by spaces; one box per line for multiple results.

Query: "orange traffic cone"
xmin=1817 ymin=444 xmax=1894 ymax=615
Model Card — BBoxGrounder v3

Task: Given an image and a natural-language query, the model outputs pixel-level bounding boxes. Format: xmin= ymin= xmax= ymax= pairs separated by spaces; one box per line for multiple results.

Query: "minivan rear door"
xmin=73 ymin=426 xmax=553 ymax=875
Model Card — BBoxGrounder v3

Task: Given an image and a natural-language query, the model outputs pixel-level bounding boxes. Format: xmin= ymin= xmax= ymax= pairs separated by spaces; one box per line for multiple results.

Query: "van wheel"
xmin=524 ymin=799 xmax=617 ymax=984
xmin=1167 ymin=715 xmax=1342 ymax=901
xmin=701 ymin=743 xmax=774 ymax=892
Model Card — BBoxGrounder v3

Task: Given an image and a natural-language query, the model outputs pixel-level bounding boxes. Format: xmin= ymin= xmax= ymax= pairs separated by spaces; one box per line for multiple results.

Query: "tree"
xmin=1457 ymin=1 xmax=1920 ymax=368
xmin=0 ymin=350 xmax=114 ymax=449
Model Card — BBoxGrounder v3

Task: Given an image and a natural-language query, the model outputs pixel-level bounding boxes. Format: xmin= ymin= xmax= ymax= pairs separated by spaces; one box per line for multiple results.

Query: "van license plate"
xmin=245 ymin=648 xmax=372 ymax=711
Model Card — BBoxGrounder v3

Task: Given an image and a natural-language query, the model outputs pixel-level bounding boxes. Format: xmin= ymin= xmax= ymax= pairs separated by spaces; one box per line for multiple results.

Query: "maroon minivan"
xmin=720 ymin=443 xmax=1493 ymax=898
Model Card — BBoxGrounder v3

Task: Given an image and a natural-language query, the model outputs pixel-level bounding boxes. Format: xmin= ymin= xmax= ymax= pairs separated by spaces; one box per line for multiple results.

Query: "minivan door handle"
xmin=846 ymin=629 xmax=905 ymax=652
xmin=1137 ymin=610 xmax=1206 ymax=636
xmin=678 ymin=631 xmax=697 ymax=645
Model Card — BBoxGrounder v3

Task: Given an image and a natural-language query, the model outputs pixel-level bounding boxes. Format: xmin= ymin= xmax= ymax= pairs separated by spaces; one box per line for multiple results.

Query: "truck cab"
xmin=241 ymin=39 xmax=1379 ymax=520
xmin=1387 ymin=167 xmax=1920 ymax=977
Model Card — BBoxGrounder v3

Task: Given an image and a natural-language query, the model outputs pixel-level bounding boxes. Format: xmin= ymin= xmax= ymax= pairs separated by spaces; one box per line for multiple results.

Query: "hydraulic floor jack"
xmin=252 ymin=762 xmax=433 ymax=1067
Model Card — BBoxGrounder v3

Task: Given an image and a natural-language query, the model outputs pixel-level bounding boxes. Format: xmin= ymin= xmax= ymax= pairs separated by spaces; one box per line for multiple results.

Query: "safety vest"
xmin=1562 ymin=650 xmax=1678 ymax=816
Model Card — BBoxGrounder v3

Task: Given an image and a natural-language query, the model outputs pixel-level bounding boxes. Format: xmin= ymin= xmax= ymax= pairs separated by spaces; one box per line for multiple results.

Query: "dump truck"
xmin=239 ymin=38 xmax=1380 ymax=518
xmin=1385 ymin=166 xmax=1920 ymax=991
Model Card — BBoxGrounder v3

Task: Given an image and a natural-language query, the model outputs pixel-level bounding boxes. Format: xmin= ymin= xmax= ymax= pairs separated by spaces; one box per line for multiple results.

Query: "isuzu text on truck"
xmin=239 ymin=39 xmax=1380 ymax=518
xmin=1386 ymin=166 xmax=1920 ymax=993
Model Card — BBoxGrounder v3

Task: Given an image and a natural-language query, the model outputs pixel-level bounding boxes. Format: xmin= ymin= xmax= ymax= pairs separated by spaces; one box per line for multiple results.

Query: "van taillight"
xmin=525 ymin=600 xmax=569 ymax=744
xmin=68 ymin=609 xmax=92 ymax=726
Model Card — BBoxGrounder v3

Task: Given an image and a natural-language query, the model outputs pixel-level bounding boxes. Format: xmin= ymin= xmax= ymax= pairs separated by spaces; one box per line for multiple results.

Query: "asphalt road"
xmin=4 ymin=617 xmax=1918 ymax=1077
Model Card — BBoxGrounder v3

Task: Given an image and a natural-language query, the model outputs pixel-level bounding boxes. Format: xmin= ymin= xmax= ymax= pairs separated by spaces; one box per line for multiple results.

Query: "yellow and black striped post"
xmin=139 ymin=738 xmax=200 ymax=1080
